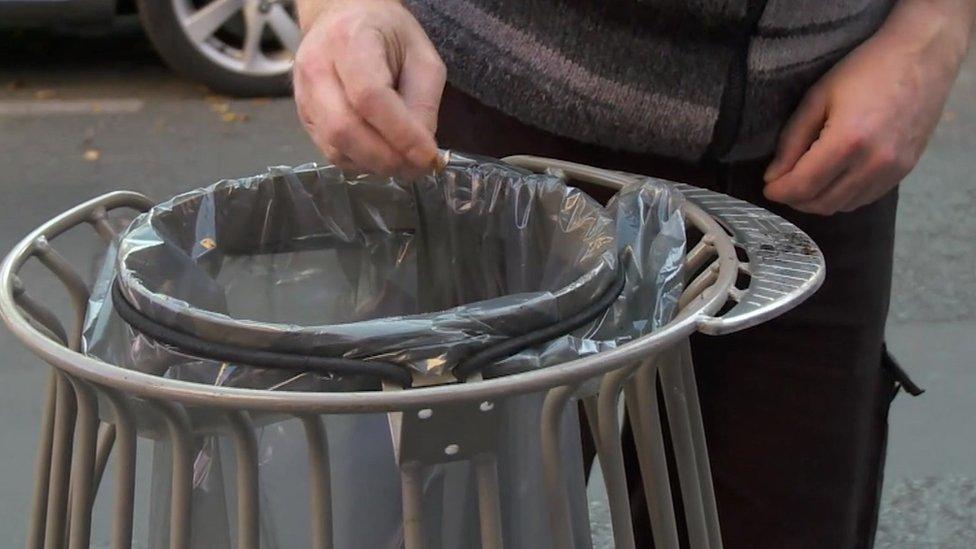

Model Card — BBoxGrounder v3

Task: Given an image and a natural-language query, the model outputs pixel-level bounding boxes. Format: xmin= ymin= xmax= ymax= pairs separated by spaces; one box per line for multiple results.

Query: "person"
xmin=292 ymin=0 xmax=974 ymax=546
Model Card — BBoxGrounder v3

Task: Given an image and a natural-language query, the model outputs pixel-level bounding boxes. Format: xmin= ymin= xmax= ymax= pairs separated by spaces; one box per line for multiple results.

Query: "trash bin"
xmin=1 ymin=153 xmax=825 ymax=549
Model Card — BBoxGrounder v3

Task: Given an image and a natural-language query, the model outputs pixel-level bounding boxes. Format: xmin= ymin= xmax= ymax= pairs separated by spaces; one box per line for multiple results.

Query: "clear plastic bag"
xmin=82 ymin=154 xmax=685 ymax=548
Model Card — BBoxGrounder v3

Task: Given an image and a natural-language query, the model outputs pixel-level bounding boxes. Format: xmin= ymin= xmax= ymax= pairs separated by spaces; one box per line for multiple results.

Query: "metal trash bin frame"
xmin=0 ymin=156 xmax=825 ymax=549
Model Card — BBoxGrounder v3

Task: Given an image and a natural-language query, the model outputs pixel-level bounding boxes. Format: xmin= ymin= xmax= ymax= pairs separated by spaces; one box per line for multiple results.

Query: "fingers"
xmin=314 ymin=67 xmax=405 ymax=175
xmin=293 ymin=3 xmax=445 ymax=178
xmin=322 ymin=145 xmax=358 ymax=173
xmin=764 ymin=88 xmax=829 ymax=182
xmin=300 ymin=113 xmax=361 ymax=173
xmin=333 ymin=27 xmax=440 ymax=172
xmin=399 ymin=43 xmax=448 ymax=135
xmin=791 ymin=169 xmax=857 ymax=215
xmin=795 ymin=148 xmax=909 ymax=215
xmin=763 ymin=123 xmax=858 ymax=207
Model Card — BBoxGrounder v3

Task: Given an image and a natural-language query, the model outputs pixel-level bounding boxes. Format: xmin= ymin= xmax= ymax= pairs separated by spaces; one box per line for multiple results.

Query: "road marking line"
xmin=0 ymin=99 xmax=145 ymax=116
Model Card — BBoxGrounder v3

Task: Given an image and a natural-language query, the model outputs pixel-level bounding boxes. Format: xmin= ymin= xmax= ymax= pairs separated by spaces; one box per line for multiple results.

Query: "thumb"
xmin=765 ymin=88 xmax=829 ymax=182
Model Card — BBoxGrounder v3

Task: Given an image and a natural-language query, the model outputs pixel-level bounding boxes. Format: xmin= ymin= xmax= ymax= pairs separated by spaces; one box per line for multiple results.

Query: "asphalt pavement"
xmin=1 ymin=23 xmax=974 ymax=548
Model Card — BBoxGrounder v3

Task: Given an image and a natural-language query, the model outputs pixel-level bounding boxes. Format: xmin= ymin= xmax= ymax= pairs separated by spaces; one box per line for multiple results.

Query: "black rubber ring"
xmin=452 ymin=266 xmax=628 ymax=381
xmin=111 ymin=263 xmax=625 ymax=387
xmin=111 ymin=280 xmax=414 ymax=388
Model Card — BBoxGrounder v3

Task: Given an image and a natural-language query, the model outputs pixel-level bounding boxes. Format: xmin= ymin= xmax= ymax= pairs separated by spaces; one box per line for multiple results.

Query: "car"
xmin=1 ymin=0 xmax=299 ymax=96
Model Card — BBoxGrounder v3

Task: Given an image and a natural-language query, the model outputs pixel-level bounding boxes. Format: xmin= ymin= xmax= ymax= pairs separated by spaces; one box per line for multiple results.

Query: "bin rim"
xmin=1 ymin=158 xmax=824 ymax=414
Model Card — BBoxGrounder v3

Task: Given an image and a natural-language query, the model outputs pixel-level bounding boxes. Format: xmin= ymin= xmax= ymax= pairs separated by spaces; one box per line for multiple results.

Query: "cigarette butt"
xmin=433 ymin=149 xmax=451 ymax=172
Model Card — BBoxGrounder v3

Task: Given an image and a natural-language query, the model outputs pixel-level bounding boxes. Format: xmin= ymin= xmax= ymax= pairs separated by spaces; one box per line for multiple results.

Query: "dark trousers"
xmin=437 ymin=86 xmax=917 ymax=548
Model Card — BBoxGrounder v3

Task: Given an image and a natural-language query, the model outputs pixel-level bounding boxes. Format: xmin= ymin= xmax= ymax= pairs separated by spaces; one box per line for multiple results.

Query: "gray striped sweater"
xmin=405 ymin=0 xmax=896 ymax=161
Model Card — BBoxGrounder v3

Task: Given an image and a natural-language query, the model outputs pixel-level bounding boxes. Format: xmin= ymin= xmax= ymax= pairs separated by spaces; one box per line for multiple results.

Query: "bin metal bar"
xmin=150 ymin=401 xmax=193 ymax=549
xmin=400 ymin=461 xmax=426 ymax=549
xmin=623 ymin=358 xmax=680 ymax=549
xmin=87 ymin=206 xmax=119 ymax=243
xmin=33 ymin=237 xmax=89 ymax=351
xmin=475 ymin=453 xmax=504 ymax=549
xmin=91 ymin=423 xmax=117 ymax=501
xmin=12 ymin=277 xmax=67 ymax=346
xmin=18 ymin=308 xmax=66 ymax=348
xmin=227 ymin=411 xmax=260 ymax=549
xmin=595 ymin=366 xmax=639 ymax=549
xmin=680 ymin=262 xmax=720 ymax=310
xmin=103 ymin=389 xmax=136 ymax=549
xmin=67 ymin=379 xmax=98 ymax=549
xmin=658 ymin=347 xmax=711 ymax=549
xmin=45 ymin=373 xmax=76 ymax=549
xmin=678 ymin=342 xmax=723 ymax=549
xmin=540 ymin=385 xmax=580 ymax=549
xmin=302 ymin=415 xmax=333 ymax=549
xmin=34 ymin=238 xmax=91 ymax=547
xmin=26 ymin=371 xmax=57 ymax=549
xmin=684 ymin=238 xmax=715 ymax=278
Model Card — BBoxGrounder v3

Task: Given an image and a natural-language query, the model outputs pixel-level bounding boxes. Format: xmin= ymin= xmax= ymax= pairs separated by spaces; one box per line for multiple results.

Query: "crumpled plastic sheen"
xmin=81 ymin=155 xmax=686 ymax=548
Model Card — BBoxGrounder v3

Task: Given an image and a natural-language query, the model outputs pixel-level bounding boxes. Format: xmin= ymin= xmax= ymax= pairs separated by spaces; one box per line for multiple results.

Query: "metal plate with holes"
xmin=391 ymin=398 xmax=501 ymax=466
xmin=674 ymin=184 xmax=826 ymax=335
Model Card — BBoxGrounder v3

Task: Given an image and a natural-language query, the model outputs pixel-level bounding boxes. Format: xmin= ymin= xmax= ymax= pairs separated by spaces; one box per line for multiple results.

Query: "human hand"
xmin=763 ymin=0 xmax=973 ymax=215
xmin=293 ymin=0 xmax=446 ymax=178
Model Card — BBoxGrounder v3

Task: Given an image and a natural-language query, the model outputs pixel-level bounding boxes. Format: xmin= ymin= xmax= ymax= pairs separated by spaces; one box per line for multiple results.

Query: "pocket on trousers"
xmin=881 ymin=343 xmax=924 ymax=400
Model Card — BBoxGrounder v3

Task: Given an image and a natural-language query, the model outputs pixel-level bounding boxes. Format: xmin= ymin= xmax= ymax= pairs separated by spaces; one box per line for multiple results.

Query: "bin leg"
xmin=151 ymin=401 xmax=193 ymax=549
xmin=595 ymin=369 xmax=637 ymax=549
xmin=302 ymin=415 xmax=333 ymax=549
xmin=45 ymin=373 xmax=77 ymax=549
xmin=474 ymin=453 xmax=504 ymax=549
xmin=67 ymin=379 xmax=99 ymax=549
xmin=678 ymin=342 xmax=723 ymax=549
xmin=92 ymin=423 xmax=117 ymax=500
xmin=27 ymin=371 xmax=58 ymax=549
xmin=581 ymin=395 xmax=601 ymax=450
xmin=623 ymin=359 xmax=680 ymax=549
xmin=226 ymin=412 xmax=260 ymax=549
xmin=104 ymin=390 xmax=136 ymax=549
xmin=659 ymin=346 xmax=711 ymax=549
xmin=400 ymin=461 xmax=426 ymax=549
xmin=540 ymin=385 xmax=579 ymax=549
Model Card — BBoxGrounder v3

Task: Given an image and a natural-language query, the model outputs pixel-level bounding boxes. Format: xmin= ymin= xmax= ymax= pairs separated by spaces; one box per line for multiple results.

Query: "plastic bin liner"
xmin=82 ymin=154 xmax=685 ymax=548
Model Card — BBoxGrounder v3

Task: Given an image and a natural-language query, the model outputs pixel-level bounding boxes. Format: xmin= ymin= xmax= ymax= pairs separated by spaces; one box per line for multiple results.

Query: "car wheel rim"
xmin=173 ymin=0 xmax=299 ymax=78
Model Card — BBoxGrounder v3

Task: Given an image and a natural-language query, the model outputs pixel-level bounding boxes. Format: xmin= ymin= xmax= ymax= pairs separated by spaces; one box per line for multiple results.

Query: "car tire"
xmin=136 ymin=0 xmax=294 ymax=97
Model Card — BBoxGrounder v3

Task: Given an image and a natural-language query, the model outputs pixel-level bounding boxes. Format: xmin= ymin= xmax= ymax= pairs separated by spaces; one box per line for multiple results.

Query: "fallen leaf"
xmin=205 ymin=94 xmax=229 ymax=103
xmin=211 ymin=102 xmax=230 ymax=114
xmin=34 ymin=89 xmax=56 ymax=100
xmin=942 ymin=110 xmax=957 ymax=123
xmin=83 ymin=149 xmax=101 ymax=162
xmin=220 ymin=112 xmax=251 ymax=123
xmin=251 ymin=97 xmax=272 ymax=106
